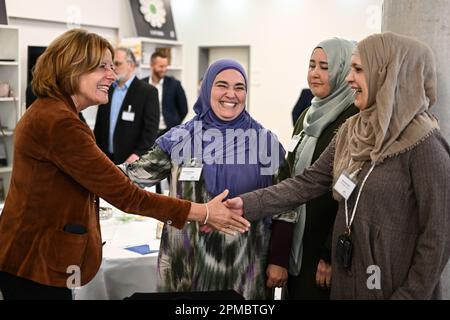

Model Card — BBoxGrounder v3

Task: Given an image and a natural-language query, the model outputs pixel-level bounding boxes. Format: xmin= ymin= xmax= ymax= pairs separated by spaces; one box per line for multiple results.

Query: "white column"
xmin=383 ymin=0 xmax=450 ymax=299
xmin=382 ymin=0 xmax=450 ymax=140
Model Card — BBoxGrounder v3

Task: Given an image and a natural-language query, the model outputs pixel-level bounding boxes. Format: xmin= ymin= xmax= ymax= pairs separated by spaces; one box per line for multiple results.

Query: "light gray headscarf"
xmin=289 ymin=38 xmax=356 ymax=276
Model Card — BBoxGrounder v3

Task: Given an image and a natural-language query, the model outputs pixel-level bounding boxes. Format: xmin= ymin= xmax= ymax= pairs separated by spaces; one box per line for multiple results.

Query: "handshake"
xmin=191 ymin=190 xmax=248 ymax=236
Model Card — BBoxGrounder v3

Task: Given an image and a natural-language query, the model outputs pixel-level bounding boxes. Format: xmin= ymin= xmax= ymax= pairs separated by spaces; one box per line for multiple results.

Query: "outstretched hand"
xmin=224 ymin=197 xmax=244 ymax=216
xmin=204 ymin=190 xmax=250 ymax=236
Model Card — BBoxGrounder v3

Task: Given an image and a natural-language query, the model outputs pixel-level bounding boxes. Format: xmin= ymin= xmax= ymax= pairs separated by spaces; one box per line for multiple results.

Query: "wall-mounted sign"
xmin=0 ymin=0 xmax=8 ymax=25
xmin=129 ymin=0 xmax=177 ymax=40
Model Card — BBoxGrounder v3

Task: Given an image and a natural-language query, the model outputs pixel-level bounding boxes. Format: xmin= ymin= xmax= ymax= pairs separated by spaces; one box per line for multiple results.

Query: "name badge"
xmin=333 ymin=172 xmax=357 ymax=200
xmin=179 ymin=167 xmax=203 ymax=182
xmin=122 ymin=111 xmax=135 ymax=122
xmin=287 ymin=135 xmax=302 ymax=153
xmin=122 ymin=105 xmax=135 ymax=122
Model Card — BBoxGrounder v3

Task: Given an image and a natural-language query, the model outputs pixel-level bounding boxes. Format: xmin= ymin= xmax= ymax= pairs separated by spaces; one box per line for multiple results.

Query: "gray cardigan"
xmin=241 ymin=131 xmax=450 ymax=299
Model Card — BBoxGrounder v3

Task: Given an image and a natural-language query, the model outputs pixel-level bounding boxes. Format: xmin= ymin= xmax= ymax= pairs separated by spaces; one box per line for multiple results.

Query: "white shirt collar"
xmin=150 ymin=73 xmax=164 ymax=87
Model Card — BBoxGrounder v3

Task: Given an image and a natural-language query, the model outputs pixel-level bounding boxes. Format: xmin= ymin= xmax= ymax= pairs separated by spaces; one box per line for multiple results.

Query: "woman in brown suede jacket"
xmin=0 ymin=29 xmax=249 ymax=300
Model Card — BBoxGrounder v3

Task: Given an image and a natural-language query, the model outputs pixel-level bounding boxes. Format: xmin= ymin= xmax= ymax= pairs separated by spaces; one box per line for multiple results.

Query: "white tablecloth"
xmin=74 ymin=199 xmax=162 ymax=300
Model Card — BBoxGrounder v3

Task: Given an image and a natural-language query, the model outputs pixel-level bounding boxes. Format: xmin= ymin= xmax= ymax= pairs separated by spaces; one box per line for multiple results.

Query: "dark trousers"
xmin=287 ymin=271 xmax=330 ymax=300
xmin=0 ymin=271 xmax=72 ymax=300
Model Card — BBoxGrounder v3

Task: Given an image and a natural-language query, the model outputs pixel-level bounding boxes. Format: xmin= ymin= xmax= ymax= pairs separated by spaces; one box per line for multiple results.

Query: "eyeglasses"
xmin=114 ymin=61 xmax=125 ymax=67
xmin=98 ymin=63 xmax=116 ymax=73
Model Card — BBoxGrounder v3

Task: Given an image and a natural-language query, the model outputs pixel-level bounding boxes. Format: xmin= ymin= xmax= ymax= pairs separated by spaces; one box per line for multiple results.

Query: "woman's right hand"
xmin=266 ymin=264 xmax=288 ymax=288
xmin=224 ymin=197 xmax=244 ymax=216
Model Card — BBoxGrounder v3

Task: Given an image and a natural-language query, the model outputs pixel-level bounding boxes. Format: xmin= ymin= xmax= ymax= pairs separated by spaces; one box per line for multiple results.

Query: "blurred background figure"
xmin=142 ymin=51 xmax=188 ymax=137
xmin=291 ymin=88 xmax=314 ymax=125
xmin=94 ymin=47 xmax=160 ymax=164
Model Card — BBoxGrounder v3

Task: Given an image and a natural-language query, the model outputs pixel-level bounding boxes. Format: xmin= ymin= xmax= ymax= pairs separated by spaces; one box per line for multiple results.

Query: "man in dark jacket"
xmin=141 ymin=51 xmax=188 ymax=137
xmin=94 ymin=48 xmax=159 ymax=164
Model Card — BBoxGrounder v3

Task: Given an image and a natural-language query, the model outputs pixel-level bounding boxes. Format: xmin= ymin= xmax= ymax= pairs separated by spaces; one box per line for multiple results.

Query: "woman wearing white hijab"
xmin=228 ymin=32 xmax=450 ymax=299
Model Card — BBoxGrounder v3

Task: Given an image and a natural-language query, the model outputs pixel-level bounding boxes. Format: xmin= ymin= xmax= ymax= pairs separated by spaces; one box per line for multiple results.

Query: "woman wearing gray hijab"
xmin=266 ymin=38 xmax=358 ymax=299
xmin=227 ymin=32 xmax=450 ymax=299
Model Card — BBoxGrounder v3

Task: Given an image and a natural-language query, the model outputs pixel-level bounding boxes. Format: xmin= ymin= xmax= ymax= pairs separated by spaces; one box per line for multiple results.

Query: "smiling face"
xmin=307 ymin=48 xmax=331 ymax=98
xmin=346 ymin=54 xmax=369 ymax=110
xmin=210 ymin=69 xmax=247 ymax=121
xmin=151 ymin=56 xmax=169 ymax=82
xmin=73 ymin=50 xmax=116 ymax=110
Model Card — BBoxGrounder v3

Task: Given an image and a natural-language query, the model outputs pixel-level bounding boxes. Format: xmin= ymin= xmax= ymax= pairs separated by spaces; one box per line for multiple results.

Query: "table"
xmin=74 ymin=199 xmax=162 ymax=300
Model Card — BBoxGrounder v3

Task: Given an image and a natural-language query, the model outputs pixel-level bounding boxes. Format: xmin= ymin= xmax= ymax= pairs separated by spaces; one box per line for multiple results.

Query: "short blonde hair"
xmin=32 ymin=29 xmax=114 ymax=100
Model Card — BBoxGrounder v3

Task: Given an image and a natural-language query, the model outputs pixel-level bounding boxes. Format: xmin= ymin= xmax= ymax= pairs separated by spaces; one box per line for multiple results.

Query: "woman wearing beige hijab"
xmin=225 ymin=32 xmax=450 ymax=299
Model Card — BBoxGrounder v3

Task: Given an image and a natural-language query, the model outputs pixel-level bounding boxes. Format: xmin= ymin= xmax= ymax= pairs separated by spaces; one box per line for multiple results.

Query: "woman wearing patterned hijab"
xmin=121 ymin=59 xmax=285 ymax=299
xmin=230 ymin=32 xmax=450 ymax=299
xmin=266 ymin=38 xmax=358 ymax=299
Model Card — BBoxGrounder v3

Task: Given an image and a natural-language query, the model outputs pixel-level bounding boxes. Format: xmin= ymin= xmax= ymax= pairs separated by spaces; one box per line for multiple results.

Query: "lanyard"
xmin=344 ymin=164 xmax=375 ymax=235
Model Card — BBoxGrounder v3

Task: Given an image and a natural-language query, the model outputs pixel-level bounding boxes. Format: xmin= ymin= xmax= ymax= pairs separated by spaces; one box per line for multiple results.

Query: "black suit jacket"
xmin=94 ymin=77 xmax=160 ymax=164
xmin=142 ymin=76 xmax=188 ymax=130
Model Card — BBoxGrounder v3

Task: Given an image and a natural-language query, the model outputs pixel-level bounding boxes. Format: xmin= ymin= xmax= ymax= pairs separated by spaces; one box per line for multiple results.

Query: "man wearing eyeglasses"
xmin=94 ymin=48 xmax=159 ymax=164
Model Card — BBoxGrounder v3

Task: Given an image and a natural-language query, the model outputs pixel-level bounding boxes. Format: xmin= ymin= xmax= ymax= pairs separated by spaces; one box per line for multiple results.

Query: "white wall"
xmin=6 ymin=0 xmax=135 ymax=37
xmin=5 ymin=0 xmax=383 ymax=145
